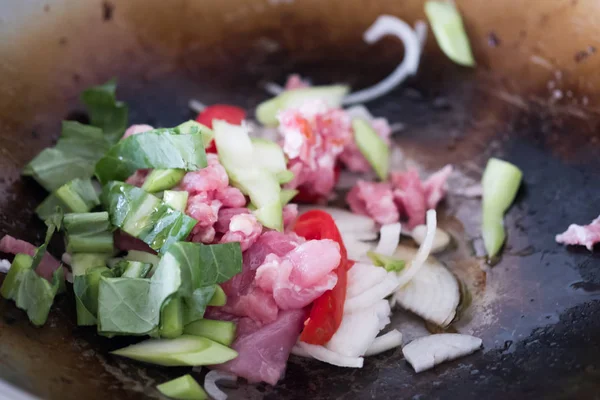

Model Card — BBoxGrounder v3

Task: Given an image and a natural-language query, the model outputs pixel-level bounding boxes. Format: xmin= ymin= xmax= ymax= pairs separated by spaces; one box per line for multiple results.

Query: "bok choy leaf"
xmin=23 ymin=148 xmax=96 ymax=192
xmin=81 ymin=79 xmax=129 ymax=144
xmin=35 ymin=178 xmax=100 ymax=220
xmin=101 ymin=182 xmax=197 ymax=254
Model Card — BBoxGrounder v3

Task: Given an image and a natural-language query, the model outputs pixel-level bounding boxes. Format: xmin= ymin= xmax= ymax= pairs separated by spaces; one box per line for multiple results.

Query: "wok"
xmin=0 ymin=0 xmax=599 ymax=399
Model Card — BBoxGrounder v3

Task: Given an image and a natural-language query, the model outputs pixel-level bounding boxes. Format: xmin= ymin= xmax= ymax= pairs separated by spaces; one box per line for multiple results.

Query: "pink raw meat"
xmin=423 ymin=164 xmax=453 ymax=209
xmin=282 ymin=204 xmax=299 ymax=230
xmin=122 ymin=124 xmax=153 ymax=139
xmin=214 ymin=208 xmax=251 ymax=233
xmin=125 ymin=169 xmax=150 ymax=187
xmin=179 ymin=154 xmax=229 ymax=193
xmin=220 ymin=213 xmax=262 ymax=252
xmin=346 ymin=180 xmax=399 ymax=225
xmin=284 ymin=74 xmax=311 ymax=90
xmin=213 ymin=308 xmax=306 ymax=385
xmin=0 ymin=235 xmax=61 ymax=281
xmin=391 ymin=168 xmax=427 ymax=229
xmin=556 ymin=215 xmax=600 ymax=251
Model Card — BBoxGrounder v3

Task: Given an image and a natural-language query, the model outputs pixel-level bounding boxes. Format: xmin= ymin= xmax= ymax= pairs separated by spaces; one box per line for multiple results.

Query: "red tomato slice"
xmin=195 ymin=104 xmax=246 ymax=153
xmin=293 ymin=210 xmax=352 ymax=345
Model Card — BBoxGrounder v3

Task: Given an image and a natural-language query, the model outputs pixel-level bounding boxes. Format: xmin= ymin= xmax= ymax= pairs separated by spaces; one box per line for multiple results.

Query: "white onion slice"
xmin=343 ymin=237 xmax=374 ymax=262
xmin=291 ymin=344 xmax=311 ymax=358
xmin=374 ymin=223 xmax=402 ymax=256
xmin=299 ymin=205 xmax=377 ymax=236
xmin=0 ymin=259 xmax=11 ymax=274
xmin=402 ymin=334 xmax=482 ymax=373
xmin=346 ymin=262 xmax=388 ymax=298
xmin=297 ymin=342 xmax=364 ymax=368
xmin=344 ymin=271 xmax=399 ymax=313
xmin=392 ymin=255 xmax=459 ymax=327
xmin=364 ymin=330 xmax=403 ymax=356
xmin=188 ymin=99 xmax=206 ymax=114
xmin=395 ymin=210 xmax=437 ymax=287
xmin=264 ymin=82 xmax=284 ymax=96
xmin=410 ymin=225 xmax=451 ymax=254
xmin=345 ymin=105 xmax=375 ymax=121
xmin=326 ymin=305 xmax=382 ymax=357
xmin=204 ymin=370 xmax=237 ymax=400
xmin=342 ymin=15 xmax=422 ymax=105
xmin=414 ymin=20 xmax=428 ymax=49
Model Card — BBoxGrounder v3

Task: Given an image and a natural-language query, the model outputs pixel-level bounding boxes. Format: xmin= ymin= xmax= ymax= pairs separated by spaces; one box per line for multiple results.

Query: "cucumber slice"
xmin=71 ymin=253 xmax=110 ymax=276
xmin=251 ymin=138 xmax=287 ymax=175
xmin=112 ymin=335 xmax=238 ymax=366
xmin=159 ymin=297 xmax=184 ymax=338
xmin=276 ymin=170 xmax=295 ymax=185
xmin=122 ymin=194 xmax=162 ymax=236
xmin=352 ymin=118 xmax=389 ymax=180
xmin=157 ymin=374 xmax=207 ymax=400
xmin=142 ymin=169 xmax=186 ymax=193
xmin=280 ymin=189 xmax=298 ymax=206
xmin=184 ymin=319 xmax=236 ymax=346
xmin=177 ymin=120 xmax=214 ymax=148
xmin=208 ymin=285 xmax=226 ymax=306
xmin=214 ymin=121 xmax=283 ymax=231
xmin=163 ymin=190 xmax=189 ymax=213
xmin=256 ymin=85 xmax=350 ymax=126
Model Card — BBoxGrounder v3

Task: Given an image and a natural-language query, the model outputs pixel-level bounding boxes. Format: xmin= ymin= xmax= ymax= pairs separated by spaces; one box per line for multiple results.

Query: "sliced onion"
xmin=343 ymin=236 xmax=374 ymax=262
xmin=291 ymin=344 xmax=311 ymax=358
xmin=342 ymin=15 xmax=422 ymax=105
xmin=414 ymin=20 xmax=428 ymax=49
xmin=375 ymin=299 xmax=392 ymax=330
xmin=410 ymin=225 xmax=451 ymax=254
xmin=264 ymin=82 xmax=285 ymax=96
xmin=364 ymin=330 xmax=403 ymax=356
xmin=297 ymin=342 xmax=364 ymax=368
xmin=346 ymin=262 xmax=388 ymax=298
xmin=392 ymin=255 xmax=459 ymax=327
xmin=298 ymin=205 xmax=377 ymax=236
xmin=374 ymin=223 xmax=402 ymax=256
xmin=0 ymin=259 xmax=11 ymax=274
xmin=345 ymin=105 xmax=374 ymax=121
xmin=204 ymin=370 xmax=237 ymax=400
xmin=395 ymin=210 xmax=437 ymax=287
xmin=188 ymin=99 xmax=206 ymax=114
xmin=344 ymin=271 xmax=399 ymax=313
xmin=402 ymin=334 xmax=482 ymax=373
xmin=326 ymin=306 xmax=382 ymax=357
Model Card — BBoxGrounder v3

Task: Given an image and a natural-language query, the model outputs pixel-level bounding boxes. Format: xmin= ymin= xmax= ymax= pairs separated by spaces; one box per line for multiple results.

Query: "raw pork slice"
xmin=556 ymin=215 xmax=600 ymax=251
xmin=346 ymin=180 xmax=399 ymax=225
xmin=0 ymin=235 xmax=61 ymax=280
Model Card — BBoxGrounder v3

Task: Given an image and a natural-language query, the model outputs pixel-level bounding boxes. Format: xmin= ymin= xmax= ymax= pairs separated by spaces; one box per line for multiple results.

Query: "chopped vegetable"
xmin=23 ymin=148 xmax=96 ymax=192
xmin=402 ymin=333 xmax=482 ymax=372
xmin=177 ymin=120 xmax=214 ymax=148
xmin=256 ymin=85 xmax=349 ymax=126
xmin=213 ymin=120 xmax=283 ymax=231
xmin=251 ymin=138 xmax=290 ymax=177
xmin=424 ymin=1 xmax=475 ymax=67
xmin=184 ymin=319 xmax=236 ymax=346
xmin=481 ymin=158 xmax=523 ymax=257
xmin=293 ymin=210 xmax=351 ymax=345
xmin=159 ymin=297 xmax=185 ymax=338
xmin=410 ymin=225 xmax=451 ymax=253
xmin=374 ymin=223 xmax=402 ymax=256
xmin=112 ymin=335 xmax=238 ymax=366
xmin=207 ymin=285 xmax=227 ymax=306
xmin=204 ymin=371 xmax=236 ymax=400
xmin=73 ymin=265 xmax=113 ymax=325
xmin=342 ymin=16 xmax=422 ymax=105
xmin=35 ymin=178 xmax=100 ymax=220
xmin=163 ymin=190 xmax=189 ymax=213
xmin=63 ymin=212 xmax=114 ymax=254
xmin=118 ymin=260 xmax=152 ymax=278
xmin=81 ymin=78 xmax=129 ymax=143
xmin=367 ymin=251 xmax=405 ymax=272
xmin=296 ymin=342 xmax=363 ymax=368
xmin=157 ymin=374 xmax=208 ymax=400
xmin=101 ymin=182 xmax=197 ymax=254
xmin=95 ymin=128 xmax=207 ymax=184
xmin=124 ymin=250 xmax=160 ymax=275
xmin=343 ymin=272 xmax=399 ymax=313
xmin=196 ymin=105 xmax=246 ymax=129
xmin=54 ymin=121 xmax=111 ymax=163
xmin=364 ymin=329 xmax=403 ymax=356
xmin=142 ymin=169 xmax=186 ymax=193
xmin=396 ymin=209 xmax=437 ymax=287
xmin=280 ymin=189 xmax=299 ymax=206
xmin=352 ymin=118 xmax=389 ymax=180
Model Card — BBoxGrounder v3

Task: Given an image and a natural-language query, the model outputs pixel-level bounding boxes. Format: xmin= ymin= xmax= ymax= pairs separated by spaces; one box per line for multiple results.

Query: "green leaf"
xmin=55 ymin=121 xmax=111 ymax=163
xmin=95 ymin=129 xmax=207 ymax=185
xmin=35 ymin=178 xmax=100 ymax=220
xmin=101 ymin=182 xmax=197 ymax=254
xmin=73 ymin=265 xmax=114 ymax=325
xmin=23 ymin=148 xmax=95 ymax=192
xmin=81 ymin=79 xmax=129 ymax=143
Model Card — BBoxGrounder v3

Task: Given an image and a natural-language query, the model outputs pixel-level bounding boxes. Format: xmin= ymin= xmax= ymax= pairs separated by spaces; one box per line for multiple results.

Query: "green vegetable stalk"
xmin=63 ymin=212 xmax=114 ymax=253
xmin=481 ymin=158 xmax=523 ymax=258
xmin=367 ymin=251 xmax=406 ymax=272
xmin=159 ymin=297 xmax=184 ymax=338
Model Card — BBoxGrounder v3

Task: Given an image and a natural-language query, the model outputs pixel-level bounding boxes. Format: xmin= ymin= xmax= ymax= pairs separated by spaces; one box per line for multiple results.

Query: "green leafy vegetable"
xmin=118 ymin=260 xmax=152 ymax=278
xmin=425 ymin=0 xmax=475 ymax=67
xmin=63 ymin=212 xmax=114 ymax=253
xmin=156 ymin=374 xmax=208 ymax=400
xmin=163 ymin=190 xmax=189 ymax=213
xmin=481 ymin=158 xmax=523 ymax=258
xmin=367 ymin=251 xmax=406 ymax=272
xmin=74 ymin=265 xmax=114 ymax=326
xmin=142 ymin=169 xmax=186 ymax=193
xmin=81 ymin=79 xmax=129 ymax=144
xmin=54 ymin=121 xmax=111 ymax=163
xmin=23 ymin=148 xmax=96 ymax=192
xmin=101 ymin=182 xmax=197 ymax=254
xmin=36 ymin=178 xmax=100 ymax=220
xmin=176 ymin=120 xmax=214 ymax=148
xmin=0 ymin=212 xmax=64 ymax=326
xmin=95 ymin=129 xmax=207 ymax=184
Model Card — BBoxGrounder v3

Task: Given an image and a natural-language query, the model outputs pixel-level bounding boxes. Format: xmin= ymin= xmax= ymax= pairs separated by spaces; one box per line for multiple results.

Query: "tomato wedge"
xmin=293 ymin=210 xmax=352 ymax=345
xmin=195 ymin=104 xmax=246 ymax=153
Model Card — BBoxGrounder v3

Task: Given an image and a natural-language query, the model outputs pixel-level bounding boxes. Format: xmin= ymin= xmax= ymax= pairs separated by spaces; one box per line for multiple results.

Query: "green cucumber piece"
xmin=276 ymin=170 xmax=295 ymax=184
xmin=157 ymin=374 xmax=207 ymax=400
xmin=251 ymin=138 xmax=288 ymax=175
xmin=177 ymin=120 xmax=214 ymax=148
xmin=280 ymin=189 xmax=298 ymax=206
xmin=112 ymin=335 xmax=238 ymax=366
xmin=256 ymin=85 xmax=350 ymax=126
xmin=159 ymin=297 xmax=184 ymax=338
xmin=163 ymin=190 xmax=189 ymax=213
xmin=142 ymin=169 xmax=186 ymax=193
xmin=352 ymin=118 xmax=389 ymax=180
xmin=71 ymin=253 xmax=110 ymax=276
xmin=183 ymin=319 xmax=236 ymax=346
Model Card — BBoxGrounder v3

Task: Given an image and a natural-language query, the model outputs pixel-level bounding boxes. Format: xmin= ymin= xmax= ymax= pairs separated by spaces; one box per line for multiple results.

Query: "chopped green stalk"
xmin=367 ymin=251 xmax=406 ymax=272
xmin=111 ymin=335 xmax=238 ymax=366
xmin=213 ymin=121 xmax=283 ymax=231
xmin=74 ymin=266 xmax=113 ymax=325
xmin=208 ymin=285 xmax=226 ymax=306
xmin=125 ymin=250 xmax=161 ymax=276
xmin=71 ymin=253 xmax=110 ymax=275
xmin=119 ymin=261 xmax=152 ymax=278
xmin=352 ymin=118 xmax=389 ymax=180
xmin=256 ymin=85 xmax=350 ymax=126
xmin=481 ymin=158 xmax=523 ymax=257
xmin=102 ymin=182 xmax=197 ymax=254
xmin=36 ymin=178 xmax=100 ymax=220
xmin=163 ymin=190 xmax=189 ymax=213
xmin=425 ymin=1 xmax=475 ymax=67
xmin=157 ymin=374 xmax=207 ymax=400
xmin=0 ymin=254 xmax=33 ymax=299
xmin=64 ymin=212 xmax=114 ymax=253
xmin=184 ymin=319 xmax=236 ymax=346
xmin=177 ymin=120 xmax=214 ymax=148
xmin=142 ymin=169 xmax=186 ymax=193
xmin=280 ymin=189 xmax=298 ymax=206
xmin=160 ymin=297 xmax=184 ymax=338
